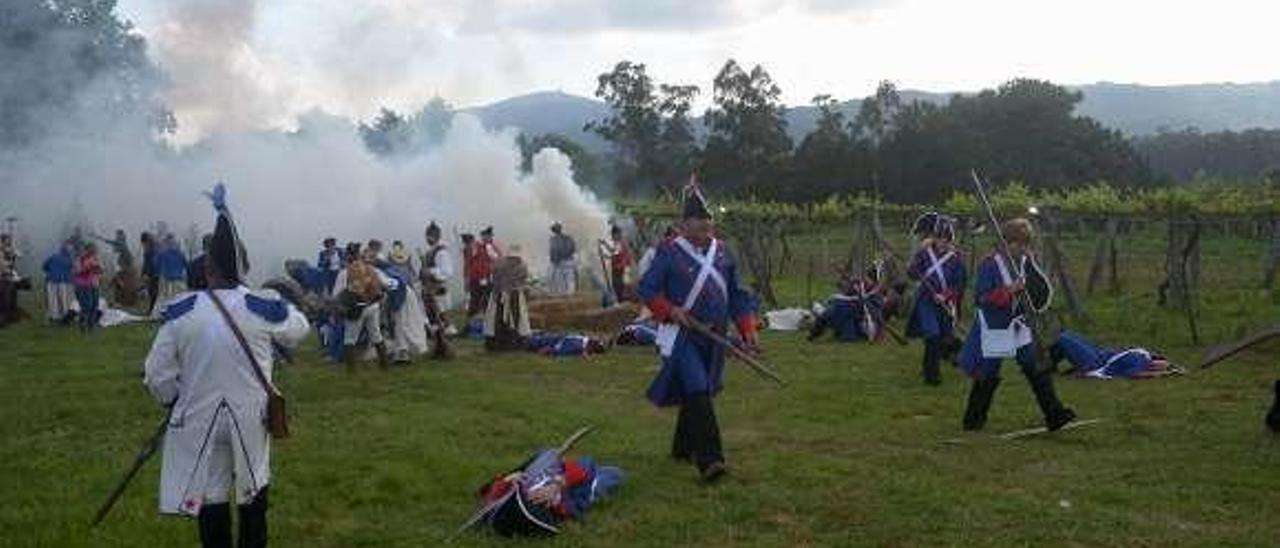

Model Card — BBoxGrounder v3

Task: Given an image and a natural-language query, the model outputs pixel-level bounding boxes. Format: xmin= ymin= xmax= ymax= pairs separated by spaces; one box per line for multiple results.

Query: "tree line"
xmin=1133 ymin=127 xmax=1280 ymax=182
xmin=586 ymin=60 xmax=1158 ymax=203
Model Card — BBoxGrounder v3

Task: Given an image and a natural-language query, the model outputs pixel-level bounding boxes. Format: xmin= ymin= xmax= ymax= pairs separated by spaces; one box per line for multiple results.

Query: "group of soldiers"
xmin=806 ymin=209 xmax=1078 ymax=432
xmin=0 ymin=224 xmax=202 ymax=333
xmin=44 ymin=178 xmax=1278 ymax=546
xmin=284 ymin=218 xmax=639 ymax=365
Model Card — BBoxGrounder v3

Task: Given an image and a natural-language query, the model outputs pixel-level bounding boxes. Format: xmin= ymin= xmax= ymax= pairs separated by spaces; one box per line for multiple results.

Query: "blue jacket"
xmin=817 ymin=292 xmax=882 ymax=342
xmin=637 ymin=237 xmax=758 ymax=407
xmin=905 ymin=245 xmax=966 ymax=339
xmin=42 ymin=250 xmax=73 ymax=284
xmin=157 ymin=248 xmax=187 ymax=281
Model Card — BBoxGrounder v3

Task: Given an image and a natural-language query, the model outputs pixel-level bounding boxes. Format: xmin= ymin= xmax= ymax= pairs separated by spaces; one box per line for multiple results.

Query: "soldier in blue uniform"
xmin=615 ymin=319 xmax=658 ymax=346
xmin=809 ymin=272 xmax=884 ymax=343
xmin=956 ymin=218 xmax=1076 ymax=431
xmin=317 ymin=238 xmax=343 ymax=295
xmin=636 ymin=182 xmax=759 ymax=482
xmin=1051 ymin=330 xmax=1182 ymax=379
xmin=905 ymin=212 xmax=966 ymax=385
xmin=526 ymin=332 xmax=607 ymax=357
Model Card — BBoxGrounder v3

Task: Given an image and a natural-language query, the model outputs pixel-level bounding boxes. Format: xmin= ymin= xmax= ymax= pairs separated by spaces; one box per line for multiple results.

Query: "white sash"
xmin=657 ymin=237 xmax=726 ymax=357
xmin=993 ymin=253 xmax=1016 ymax=286
xmin=674 ymin=237 xmax=726 ymax=309
xmin=1085 ymin=348 xmax=1151 ymax=378
xmin=924 ymin=248 xmax=956 ymax=291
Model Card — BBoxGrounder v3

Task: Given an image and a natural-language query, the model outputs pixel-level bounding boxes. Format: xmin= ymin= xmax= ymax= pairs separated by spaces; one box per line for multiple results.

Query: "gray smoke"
xmin=0 ymin=1 xmax=611 ymax=287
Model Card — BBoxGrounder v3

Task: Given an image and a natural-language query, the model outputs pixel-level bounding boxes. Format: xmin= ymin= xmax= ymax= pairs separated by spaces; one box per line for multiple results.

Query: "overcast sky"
xmin=116 ymin=0 xmax=1279 ymax=131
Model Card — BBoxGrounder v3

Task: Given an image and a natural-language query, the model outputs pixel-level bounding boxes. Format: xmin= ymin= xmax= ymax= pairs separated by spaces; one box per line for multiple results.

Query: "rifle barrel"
xmin=684 ymin=318 xmax=788 ymax=386
xmin=92 ymin=412 xmax=171 ymax=527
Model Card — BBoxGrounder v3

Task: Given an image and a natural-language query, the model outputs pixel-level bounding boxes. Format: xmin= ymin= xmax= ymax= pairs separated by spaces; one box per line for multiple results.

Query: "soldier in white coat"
xmin=143 ymin=185 xmax=309 ymax=548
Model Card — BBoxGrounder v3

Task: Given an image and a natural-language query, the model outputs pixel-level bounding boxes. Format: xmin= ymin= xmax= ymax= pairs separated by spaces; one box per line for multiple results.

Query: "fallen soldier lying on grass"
xmin=1052 ymin=329 xmax=1184 ymax=379
xmin=526 ymin=332 xmax=609 ymax=357
xmin=471 ymin=448 xmax=623 ymax=537
xmin=614 ymin=319 xmax=658 ymax=346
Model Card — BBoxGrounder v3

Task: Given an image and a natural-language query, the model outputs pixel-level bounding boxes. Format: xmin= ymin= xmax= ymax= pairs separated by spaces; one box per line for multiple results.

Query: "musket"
xmin=880 ymin=320 xmax=908 ymax=346
xmin=1199 ymin=324 xmax=1280 ymax=369
xmin=91 ymin=408 xmax=173 ymax=527
xmin=920 ymin=271 xmax=968 ymax=339
xmin=682 ymin=316 xmax=788 ymax=386
xmin=969 ymin=170 xmax=1053 ymax=371
xmin=447 ymin=426 xmax=595 ymax=542
xmin=595 ymin=239 xmax=616 ymax=302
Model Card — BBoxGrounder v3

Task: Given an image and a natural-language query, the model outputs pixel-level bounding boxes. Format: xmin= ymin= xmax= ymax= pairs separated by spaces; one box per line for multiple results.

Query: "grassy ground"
xmin=2 ymin=227 xmax=1279 ymax=547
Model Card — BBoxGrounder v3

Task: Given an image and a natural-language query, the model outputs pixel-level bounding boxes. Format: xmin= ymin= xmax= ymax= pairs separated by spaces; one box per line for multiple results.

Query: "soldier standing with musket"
xmin=956 ymin=217 xmax=1076 ymax=432
xmin=420 ymin=221 xmax=454 ymax=358
xmin=637 ymin=181 xmax=760 ymax=482
xmin=905 ymin=212 xmax=966 ymax=385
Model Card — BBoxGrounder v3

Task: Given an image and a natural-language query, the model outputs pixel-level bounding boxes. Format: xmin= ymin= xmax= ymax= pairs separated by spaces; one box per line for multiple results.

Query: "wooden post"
xmin=1086 ymin=216 xmax=1116 ymax=295
xmin=806 ymin=252 xmax=815 ymax=305
xmin=1107 ymin=219 xmax=1120 ymax=294
xmin=1159 ymin=219 xmax=1180 ymax=307
xmin=1263 ymin=217 xmax=1280 ymax=289
xmin=1181 ymin=216 xmax=1202 ymax=344
xmin=1039 ymin=209 xmax=1087 ymax=320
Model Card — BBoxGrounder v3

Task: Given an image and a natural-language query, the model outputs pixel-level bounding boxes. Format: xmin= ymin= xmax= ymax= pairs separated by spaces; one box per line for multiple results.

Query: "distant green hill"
xmin=465 ymin=82 xmax=1280 ymax=153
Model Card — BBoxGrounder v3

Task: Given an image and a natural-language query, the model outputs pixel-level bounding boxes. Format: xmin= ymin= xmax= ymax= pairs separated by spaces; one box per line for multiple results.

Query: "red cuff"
xmin=647 ymin=296 xmax=674 ymax=321
xmin=562 ymin=458 xmax=589 ymax=487
xmin=736 ymin=315 xmax=759 ymax=338
xmin=982 ymin=287 xmax=1012 ymax=309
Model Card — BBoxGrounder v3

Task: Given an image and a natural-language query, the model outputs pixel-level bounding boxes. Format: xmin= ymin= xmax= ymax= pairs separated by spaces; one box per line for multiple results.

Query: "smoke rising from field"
xmin=0 ymin=0 xmax=611 ymax=288
xmin=3 ymin=111 xmax=611 ymax=286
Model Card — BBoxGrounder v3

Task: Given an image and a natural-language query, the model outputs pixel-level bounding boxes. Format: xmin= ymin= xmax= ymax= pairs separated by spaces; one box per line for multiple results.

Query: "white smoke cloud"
xmin=4 ymin=112 xmax=610 ymax=285
xmin=2 ymin=0 xmax=612 ymax=293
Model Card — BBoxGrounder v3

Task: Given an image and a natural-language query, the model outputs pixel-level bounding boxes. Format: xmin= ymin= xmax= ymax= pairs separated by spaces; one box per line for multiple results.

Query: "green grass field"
xmin=3 ymin=228 xmax=1279 ymax=547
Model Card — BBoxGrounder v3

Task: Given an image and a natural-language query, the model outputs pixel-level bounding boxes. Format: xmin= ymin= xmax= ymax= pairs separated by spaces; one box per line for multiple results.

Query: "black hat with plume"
xmin=205 ymin=183 xmax=250 ymax=283
xmin=681 ymin=173 xmax=711 ymax=220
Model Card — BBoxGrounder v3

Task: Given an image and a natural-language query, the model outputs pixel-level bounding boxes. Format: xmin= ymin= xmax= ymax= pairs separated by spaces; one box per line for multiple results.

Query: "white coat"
xmin=143 ymin=286 xmax=309 ymax=515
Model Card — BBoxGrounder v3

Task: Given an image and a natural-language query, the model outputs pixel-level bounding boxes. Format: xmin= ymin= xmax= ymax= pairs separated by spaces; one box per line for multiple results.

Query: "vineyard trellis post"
xmin=1036 ymin=208 xmax=1087 ymax=321
xmin=1086 ymin=216 xmax=1121 ymax=295
xmin=1158 ymin=215 xmax=1202 ymax=344
xmin=732 ymin=218 xmax=780 ymax=309
xmin=1263 ymin=216 xmax=1280 ymax=289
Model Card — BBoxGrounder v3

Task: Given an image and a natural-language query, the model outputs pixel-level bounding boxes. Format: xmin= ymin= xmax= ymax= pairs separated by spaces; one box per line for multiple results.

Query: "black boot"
xmin=671 ymin=403 xmax=692 ymax=462
xmin=1025 ymin=368 xmax=1076 ymax=431
xmin=962 ymin=377 xmax=1000 ymax=431
xmin=1266 ymin=380 xmax=1280 ymax=433
xmin=807 ymin=317 xmax=828 ymax=341
xmin=374 ymin=343 xmax=390 ymax=369
xmin=237 ymin=487 xmax=269 ymax=548
xmin=684 ymin=393 xmax=726 ymax=482
xmin=922 ymin=338 xmax=942 ymax=385
xmin=198 ymin=503 xmax=233 ymax=548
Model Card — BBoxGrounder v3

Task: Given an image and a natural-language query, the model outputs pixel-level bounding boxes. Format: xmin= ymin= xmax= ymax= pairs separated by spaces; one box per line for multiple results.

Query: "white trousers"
xmin=344 ymin=303 xmax=384 ymax=345
xmin=45 ymin=282 xmax=77 ymax=320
